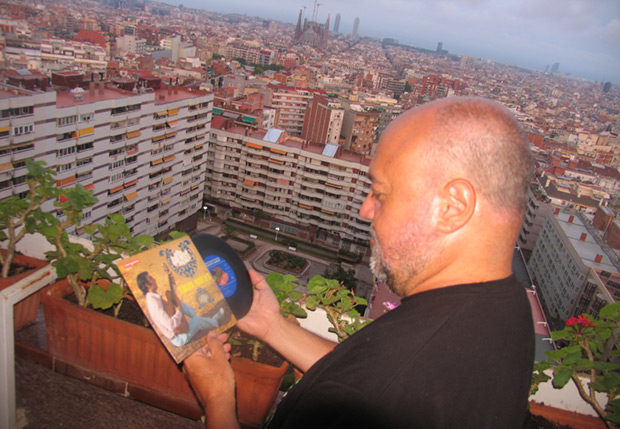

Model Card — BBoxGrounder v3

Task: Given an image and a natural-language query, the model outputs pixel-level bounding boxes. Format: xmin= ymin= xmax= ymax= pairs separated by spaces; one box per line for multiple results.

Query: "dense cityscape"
xmin=2 ymin=1 xmax=620 ymax=424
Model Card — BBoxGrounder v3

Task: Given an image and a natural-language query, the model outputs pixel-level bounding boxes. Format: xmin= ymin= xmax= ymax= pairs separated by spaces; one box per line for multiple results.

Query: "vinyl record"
xmin=191 ymin=233 xmax=253 ymax=319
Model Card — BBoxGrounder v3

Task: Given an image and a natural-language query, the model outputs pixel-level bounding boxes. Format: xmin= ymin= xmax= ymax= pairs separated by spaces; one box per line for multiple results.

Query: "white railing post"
xmin=0 ymin=265 xmax=56 ymax=429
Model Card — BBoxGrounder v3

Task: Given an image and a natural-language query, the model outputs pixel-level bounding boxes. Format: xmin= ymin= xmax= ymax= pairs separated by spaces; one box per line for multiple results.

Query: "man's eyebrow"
xmin=368 ymin=171 xmax=386 ymax=188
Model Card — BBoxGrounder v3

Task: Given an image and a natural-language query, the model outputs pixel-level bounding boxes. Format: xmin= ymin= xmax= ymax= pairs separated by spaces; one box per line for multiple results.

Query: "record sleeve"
xmin=116 ymin=236 xmax=236 ymax=363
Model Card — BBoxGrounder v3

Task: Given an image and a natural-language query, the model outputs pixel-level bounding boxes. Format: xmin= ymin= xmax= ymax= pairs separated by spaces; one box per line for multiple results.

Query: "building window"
xmin=57 ymin=146 xmax=76 ymax=157
xmin=57 ymin=115 xmax=77 ymax=127
xmin=13 ymin=125 xmax=33 ymax=135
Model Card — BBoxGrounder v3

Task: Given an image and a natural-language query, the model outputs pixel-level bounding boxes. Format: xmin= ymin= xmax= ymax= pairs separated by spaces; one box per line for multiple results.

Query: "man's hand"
xmin=237 ymin=270 xmax=337 ymax=373
xmin=184 ymin=332 xmax=239 ymax=429
xmin=237 ymin=270 xmax=283 ymax=342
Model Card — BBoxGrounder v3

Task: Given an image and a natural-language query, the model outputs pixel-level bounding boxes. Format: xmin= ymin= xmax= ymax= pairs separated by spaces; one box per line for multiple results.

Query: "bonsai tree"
xmin=531 ymin=302 xmax=620 ymax=428
xmin=0 ymin=159 xmax=58 ymax=278
xmin=305 ymin=275 xmax=370 ymax=341
xmin=40 ymin=183 xmax=154 ymax=315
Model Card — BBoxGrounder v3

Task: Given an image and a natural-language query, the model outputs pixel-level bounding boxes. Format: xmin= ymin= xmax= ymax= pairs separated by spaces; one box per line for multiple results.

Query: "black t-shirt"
xmin=265 ymin=276 xmax=535 ymax=428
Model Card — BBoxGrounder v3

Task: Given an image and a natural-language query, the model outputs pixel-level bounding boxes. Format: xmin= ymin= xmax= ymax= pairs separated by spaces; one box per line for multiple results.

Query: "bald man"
xmin=184 ymin=97 xmax=535 ymax=428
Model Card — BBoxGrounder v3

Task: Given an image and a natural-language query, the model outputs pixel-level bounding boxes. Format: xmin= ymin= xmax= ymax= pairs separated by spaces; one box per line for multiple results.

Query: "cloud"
xmin=178 ymin=0 xmax=620 ymax=81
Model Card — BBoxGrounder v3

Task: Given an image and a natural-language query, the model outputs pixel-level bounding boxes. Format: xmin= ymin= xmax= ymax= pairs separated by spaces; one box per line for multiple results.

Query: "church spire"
xmin=295 ymin=9 xmax=303 ymax=41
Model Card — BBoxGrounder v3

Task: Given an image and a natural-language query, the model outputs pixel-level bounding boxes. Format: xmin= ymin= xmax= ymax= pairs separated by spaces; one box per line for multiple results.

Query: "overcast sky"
xmin=176 ymin=0 xmax=620 ymax=83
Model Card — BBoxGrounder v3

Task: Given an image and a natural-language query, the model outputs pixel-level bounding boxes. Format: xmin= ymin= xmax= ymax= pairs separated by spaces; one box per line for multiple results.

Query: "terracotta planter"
xmin=41 ymin=279 xmax=289 ymax=425
xmin=41 ymin=279 xmax=202 ymax=417
xmin=529 ymin=401 xmax=607 ymax=429
xmin=0 ymin=251 xmax=48 ymax=330
xmin=231 ymin=356 xmax=289 ymax=427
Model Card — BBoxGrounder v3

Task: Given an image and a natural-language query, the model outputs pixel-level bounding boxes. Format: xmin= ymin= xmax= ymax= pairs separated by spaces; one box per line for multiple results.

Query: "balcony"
xmin=1 ymin=227 xmax=607 ymax=429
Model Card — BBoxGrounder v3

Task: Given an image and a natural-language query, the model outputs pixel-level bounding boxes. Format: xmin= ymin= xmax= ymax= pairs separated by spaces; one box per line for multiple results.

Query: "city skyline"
xmin=170 ymin=0 xmax=620 ymax=84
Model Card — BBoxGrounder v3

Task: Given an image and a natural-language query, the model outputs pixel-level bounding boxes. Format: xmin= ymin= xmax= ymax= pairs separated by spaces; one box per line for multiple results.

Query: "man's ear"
xmin=435 ymin=179 xmax=476 ymax=234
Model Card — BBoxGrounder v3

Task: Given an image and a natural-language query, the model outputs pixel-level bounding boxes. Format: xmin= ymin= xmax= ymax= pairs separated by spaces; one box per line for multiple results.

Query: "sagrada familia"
xmin=294 ymin=9 xmax=330 ymax=50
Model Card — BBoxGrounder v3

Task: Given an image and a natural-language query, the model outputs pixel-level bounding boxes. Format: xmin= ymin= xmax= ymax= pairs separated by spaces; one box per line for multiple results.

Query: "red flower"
xmin=566 ymin=315 xmax=596 ymax=328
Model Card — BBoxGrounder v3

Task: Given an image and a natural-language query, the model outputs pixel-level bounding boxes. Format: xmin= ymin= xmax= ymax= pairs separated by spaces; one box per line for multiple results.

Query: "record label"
xmin=203 ymin=255 xmax=237 ymax=298
xmin=192 ymin=233 xmax=253 ymax=319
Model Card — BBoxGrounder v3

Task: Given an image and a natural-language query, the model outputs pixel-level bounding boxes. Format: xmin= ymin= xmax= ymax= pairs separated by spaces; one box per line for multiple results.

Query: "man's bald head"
xmin=388 ymin=97 xmax=533 ymax=218
xmin=427 ymin=97 xmax=532 ymax=216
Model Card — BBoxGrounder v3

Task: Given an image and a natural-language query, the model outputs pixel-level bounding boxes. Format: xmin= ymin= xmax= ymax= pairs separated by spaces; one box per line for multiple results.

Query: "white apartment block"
xmin=40 ymin=39 xmax=107 ymax=73
xmin=528 ymin=207 xmax=619 ymax=326
xmin=116 ymin=35 xmax=147 ymax=56
xmin=519 ymin=179 xmax=550 ymax=252
xmin=0 ymin=80 xmax=212 ymax=238
xmin=225 ymin=42 xmax=261 ymax=65
xmin=269 ymin=85 xmax=326 ymax=137
xmin=204 ymin=121 xmax=371 ymax=253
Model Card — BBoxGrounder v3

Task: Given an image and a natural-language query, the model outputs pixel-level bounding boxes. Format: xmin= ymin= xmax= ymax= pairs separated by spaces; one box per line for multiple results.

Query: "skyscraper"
xmin=334 ymin=13 xmax=341 ymax=32
xmin=352 ymin=17 xmax=360 ymax=37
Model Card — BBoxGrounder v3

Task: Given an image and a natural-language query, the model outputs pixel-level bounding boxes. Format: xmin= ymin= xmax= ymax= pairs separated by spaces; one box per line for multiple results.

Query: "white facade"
xmin=116 ymin=35 xmax=147 ymax=56
xmin=528 ymin=207 xmax=620 ymax=324
xmin=0 ymin=81 xmax=213 ymax=238
xmin=205 ymin=124 xmax=371 ymax=251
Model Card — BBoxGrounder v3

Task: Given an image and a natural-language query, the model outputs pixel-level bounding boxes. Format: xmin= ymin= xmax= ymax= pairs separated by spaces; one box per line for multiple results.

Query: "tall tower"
xmin=294 ymin=9 xmax=303 ymax=41
xmin=352 ymin=17 xmax=360 ymax=37
xmin=334 ymin=13 xmax=341 ymax=32
xmin=322 ymin=14 xmax=330 ymax=49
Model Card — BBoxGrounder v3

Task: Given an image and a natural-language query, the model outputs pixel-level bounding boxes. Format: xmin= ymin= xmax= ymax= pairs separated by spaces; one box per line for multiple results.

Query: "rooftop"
xmin=56 ymin=85 xmax=141 ymax=108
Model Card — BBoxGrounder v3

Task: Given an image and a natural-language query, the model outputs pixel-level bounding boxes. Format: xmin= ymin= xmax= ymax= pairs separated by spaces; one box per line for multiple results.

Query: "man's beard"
xmin=369 ymin=220 xmax=440 ymax=297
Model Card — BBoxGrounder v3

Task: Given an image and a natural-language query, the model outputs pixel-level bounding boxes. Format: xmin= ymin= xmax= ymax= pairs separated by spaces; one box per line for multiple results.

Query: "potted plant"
xmin=0 ymin=159 xmax=57 ymax=328
xmin=40 ymin=183 xmax=154 ymax=312
xmin=39 ymin=184 xmax=208 ymax=419
xmin=530 ymin=301 xmax=620 ymax=428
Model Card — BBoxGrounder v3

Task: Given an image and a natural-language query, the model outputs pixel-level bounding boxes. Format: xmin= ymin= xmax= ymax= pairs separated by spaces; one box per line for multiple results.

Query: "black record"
xmin=191 ymin=233 xmax=253 ymax=319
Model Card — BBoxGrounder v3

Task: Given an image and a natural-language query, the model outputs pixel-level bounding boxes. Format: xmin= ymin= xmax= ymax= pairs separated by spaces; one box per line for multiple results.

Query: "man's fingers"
xmin=206 ymin=332 xmax=227 ymax=359
xmin=249 ymin=269 xmax=268 ymax=290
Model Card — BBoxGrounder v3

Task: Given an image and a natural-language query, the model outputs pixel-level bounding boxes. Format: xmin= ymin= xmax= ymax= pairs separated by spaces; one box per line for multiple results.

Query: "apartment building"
xmin=40 ymin=39 xmax=107 ymax=73
xmin=225 ymin=41 xmax=262 ymax=65
xmin=301 ymin=95 xmax=344 ymax=145
xmin=0 ymin=79 xmax=213 ymax=238
xmin=269 ymin=85 xmax=327 ymax=137
xmin=528 ymin=207 xmax=619 ymax=327
xmin=204 ymin=118 xmax=371 ymax=253
xmin=519 ymin=179 xmax=551 ymax=252
xmin=341 ymin=106 xmax=380 ymax=156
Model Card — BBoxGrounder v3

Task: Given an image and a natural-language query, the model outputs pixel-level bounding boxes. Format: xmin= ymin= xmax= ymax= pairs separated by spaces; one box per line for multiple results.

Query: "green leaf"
xmin=599 ymin=302 xmax=620 ymax=321
xmin=552 ymin=364 xmax=574 ymax=388
xmin=288 ymin=305 xmax=307 ymax=318
xmin=574 ymin=358 xmax=594 ymax=372
xmin=266 ymin=272 xmax=284 ymax=288
xmin=563 ymin=347 xmax=583 ymax=366
xmin=288 ymin=291 xmax=303 ymax=301
xmin=607 ymin=398 xmax=620 ymax=423
xmin=81 ymin=224 xmax=97 ymax=236
xmin=305 ymin=295 xmax=318 ymax=310
xmin=88 ymin=282 xmax=123 ymax=310
xmin=55 ymin=256 xmax=80 ymax=277
xmin=134 ymin=235 xmax=155 ymax=248
xmin=551 ymin=328 xmax=570 ymax=341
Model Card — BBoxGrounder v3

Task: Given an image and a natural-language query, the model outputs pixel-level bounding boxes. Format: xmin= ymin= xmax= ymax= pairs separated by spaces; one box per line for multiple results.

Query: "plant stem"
xmin=571 ymin=373 xmax=609 ymax=427
xmin=325 ymin=307 xmax=346 ymax=340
